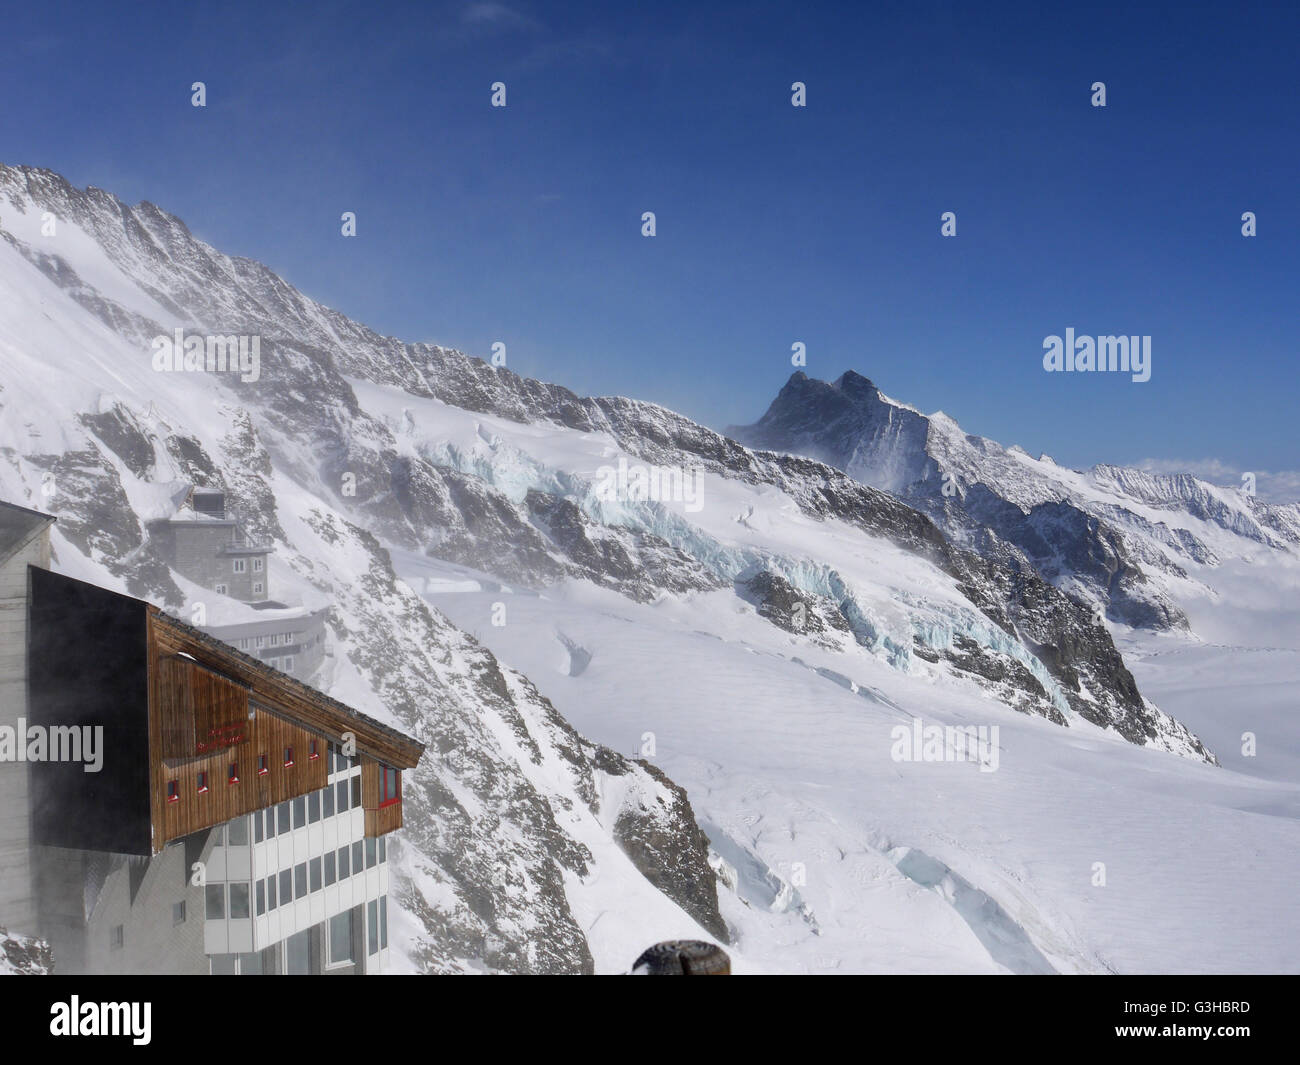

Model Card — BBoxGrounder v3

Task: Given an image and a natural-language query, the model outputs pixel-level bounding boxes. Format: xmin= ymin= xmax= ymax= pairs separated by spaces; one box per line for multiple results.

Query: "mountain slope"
xmin=0 ymin=165 xmax=726 ymax=973
xmin=6 ymin=163 xmax=1298 ymax=974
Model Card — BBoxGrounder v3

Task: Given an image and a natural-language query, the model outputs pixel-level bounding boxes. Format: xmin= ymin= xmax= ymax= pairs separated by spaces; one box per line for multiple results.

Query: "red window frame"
xmin=196 ymin=772 xmax=209 ymax=794
xmin=309 ymin=740 xmax=320 ymax=761
xmin=228 ymin=762 xmax=239 ymax=785
xmin=167 ymin=779 xmax=180 ymax=803
xmin=378 ymin=765 xmax=401 ymax=808
xmin=257 ymin=754 xmax=269 ymax=776
xmin=283 ymin=746 xmax=294 ymax=768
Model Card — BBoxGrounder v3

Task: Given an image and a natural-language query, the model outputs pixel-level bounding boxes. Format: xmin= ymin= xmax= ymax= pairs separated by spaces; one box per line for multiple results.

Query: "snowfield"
xmin=406 ymin=557 xmax=1300 ymax=974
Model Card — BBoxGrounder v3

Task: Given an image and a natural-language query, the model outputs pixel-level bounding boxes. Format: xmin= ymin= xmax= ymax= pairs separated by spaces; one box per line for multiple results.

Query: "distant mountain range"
xmin=730 ymin=369 xmax=1300 ymax=634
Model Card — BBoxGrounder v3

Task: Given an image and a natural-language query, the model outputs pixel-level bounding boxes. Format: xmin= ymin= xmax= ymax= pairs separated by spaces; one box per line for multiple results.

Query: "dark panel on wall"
xmin=28 ymin=566 xmax=152 ymax=855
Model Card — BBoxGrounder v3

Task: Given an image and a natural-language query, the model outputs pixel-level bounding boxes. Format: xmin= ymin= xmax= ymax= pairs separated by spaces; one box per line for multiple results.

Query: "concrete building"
xmin=0 ymin=499 xmax=423 ymax=975
xmin=147 ymin=488 xmax=272 ymax=603
xmin=0 ymin=502 xmax=56 ymax=939
xmin=209 ymin=606 xmax=329 ymax=686
xmin=151 ymin=487 xmax=329 ymax=685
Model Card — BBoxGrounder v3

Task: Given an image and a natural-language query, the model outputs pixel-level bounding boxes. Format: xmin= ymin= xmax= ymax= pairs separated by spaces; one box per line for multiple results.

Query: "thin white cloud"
xmin=1135 ymin=458 xmax=1300 ymax=504
xmin=460 ymin=3 xmax=540 ymax=32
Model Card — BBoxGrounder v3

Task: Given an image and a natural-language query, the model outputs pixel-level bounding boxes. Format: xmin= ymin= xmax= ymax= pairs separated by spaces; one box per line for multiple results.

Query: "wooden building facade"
xmin=27 ymin=567 xmax=423 ymax=858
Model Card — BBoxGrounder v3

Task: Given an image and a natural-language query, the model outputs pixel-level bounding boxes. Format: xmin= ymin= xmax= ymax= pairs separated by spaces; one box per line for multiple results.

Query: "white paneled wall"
xmin=202 ymin=757 xmax=391 ymax=971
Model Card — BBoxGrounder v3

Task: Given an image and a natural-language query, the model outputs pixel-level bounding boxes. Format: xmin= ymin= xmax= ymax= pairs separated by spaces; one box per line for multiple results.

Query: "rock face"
xmin=1 ymin=927 xmax=53 ymax=975
xmin=729 ymin=370 xmax=1300 ymax=633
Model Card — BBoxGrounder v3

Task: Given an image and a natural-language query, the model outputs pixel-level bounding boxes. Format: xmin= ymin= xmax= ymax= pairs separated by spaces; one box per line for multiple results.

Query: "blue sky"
xmin=3 ymin=1 xmax=1297 ymax=493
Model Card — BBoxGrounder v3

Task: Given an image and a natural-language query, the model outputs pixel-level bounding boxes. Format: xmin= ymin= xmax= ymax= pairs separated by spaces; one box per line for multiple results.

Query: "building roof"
xmin=0 ymin=500 xmax=55 ymax=567
xmin=151 ymin=607 xmax=425 ymax=769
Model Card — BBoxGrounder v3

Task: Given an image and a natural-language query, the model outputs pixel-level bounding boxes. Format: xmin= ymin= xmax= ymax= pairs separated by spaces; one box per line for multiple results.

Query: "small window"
xmin=329 ymin=910 xmax=353 ymax=964
xmin=256 ymin=636 xmax=266 ymax=648
xmin=292 ymin=795 xmax=306 ymax=828
xmin=173 ymin=901 xmax=186 ymax=925
xmin=294 ymin=862 xmax=307 ymax=900
xmin=196 ymin=772 xmax=209 ymax=793
xmin=378 ymin=836 xmax=386 ymax=864
xmin=233 ymin=558 xmax=247 ymax=574
xmin=379 ymin=895 xmax=388 ymax=949
xmin=215 ymin=583 xmax=228 ymax=595
xmin=253 ymin=582 xmax=265 ymax=594
xmin=309 ymin=857 xmax=322 ymax=892
xmin=283 ymin=746 xmax=294 ymax=768
xmin=324 ymin=851 xmax=336 ymax=886
xmin=309 ymin=740 xmax=320 ymax=760
xmin=308 ymin=791 xmax=321 ymax=824
xmin=276 ymin=801 xmax=291 ymax=835
xmin=110 ymin=925 xmax=124 ymax=950
xmin=206 ymin=884 xmax=225 ymax=920
xmin=379 ymin=765 xmax=400 ymax=806
xmin=352 ymin=840 xmax=363 ymax=873
xmin=335 ymin=779 xmax=349 ymax=812
xmin=253 ymin=557 xmax=264 ymax=572
xmin=322 ymin=784 xmax=335 ymax=818
xmin=278 ymin=868 xmax=292 ymax=902
xmin=256 ymin=880 xmax=266 ymax=916
xmin=283 ymin=655 xmax=294 ymax=671
xmin=166 ymin=779 xmax=180 ymax=803
xmin=229 ymin=883 xmax=250 ymax=919
xmin=267 ymin=874 xmax=277 ymax=911
xmin=257 ymin=754 xmax=269 ymax=776
xmin=238 ymin=638 xmax=249 ymax=649
xmin=228 ymin=815 xmax=248 ymax=846
xmin=350 ymin=775 xmax=361 ymax=809
xmin=365 ymin=837 xmax=377 ymax=869
xmin=368 ymin=900 xmax=378 ymax=956
xmin=228 ymin=762 xmax=239 ymax=785
xmin=254 ymin=812 xmax=264 ymax=844
xmin=337 ymin=844 xmax=350 ymax=880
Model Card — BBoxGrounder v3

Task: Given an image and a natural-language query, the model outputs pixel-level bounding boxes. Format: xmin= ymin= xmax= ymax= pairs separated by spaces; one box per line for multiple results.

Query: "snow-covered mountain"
xmin=730 ymin=370 xmax=1300 ymax=635
xmin=0 ymin=164 xmax=726 ymax=973
xmin=3 ymin=164 xmax=1297 ymax=974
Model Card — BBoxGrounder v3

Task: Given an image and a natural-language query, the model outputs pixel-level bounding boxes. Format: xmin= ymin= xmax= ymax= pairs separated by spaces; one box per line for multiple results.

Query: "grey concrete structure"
xmin=0 ymin=502 xmax=55 ymax=939
xmin=147 ymin=489 xmax=271 ymax=603
xmin=209 ymin=608 xmax=329 ymax=685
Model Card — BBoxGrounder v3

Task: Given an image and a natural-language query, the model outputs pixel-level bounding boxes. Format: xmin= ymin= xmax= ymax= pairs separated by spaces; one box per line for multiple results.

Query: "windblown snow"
xmin=1 ymin=164 xmax=1297 ymax=974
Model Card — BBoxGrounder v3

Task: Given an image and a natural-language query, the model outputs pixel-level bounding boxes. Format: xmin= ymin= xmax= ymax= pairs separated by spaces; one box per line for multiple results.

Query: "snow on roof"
xmin=0 ymin=499 xmax=55 ymax=566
